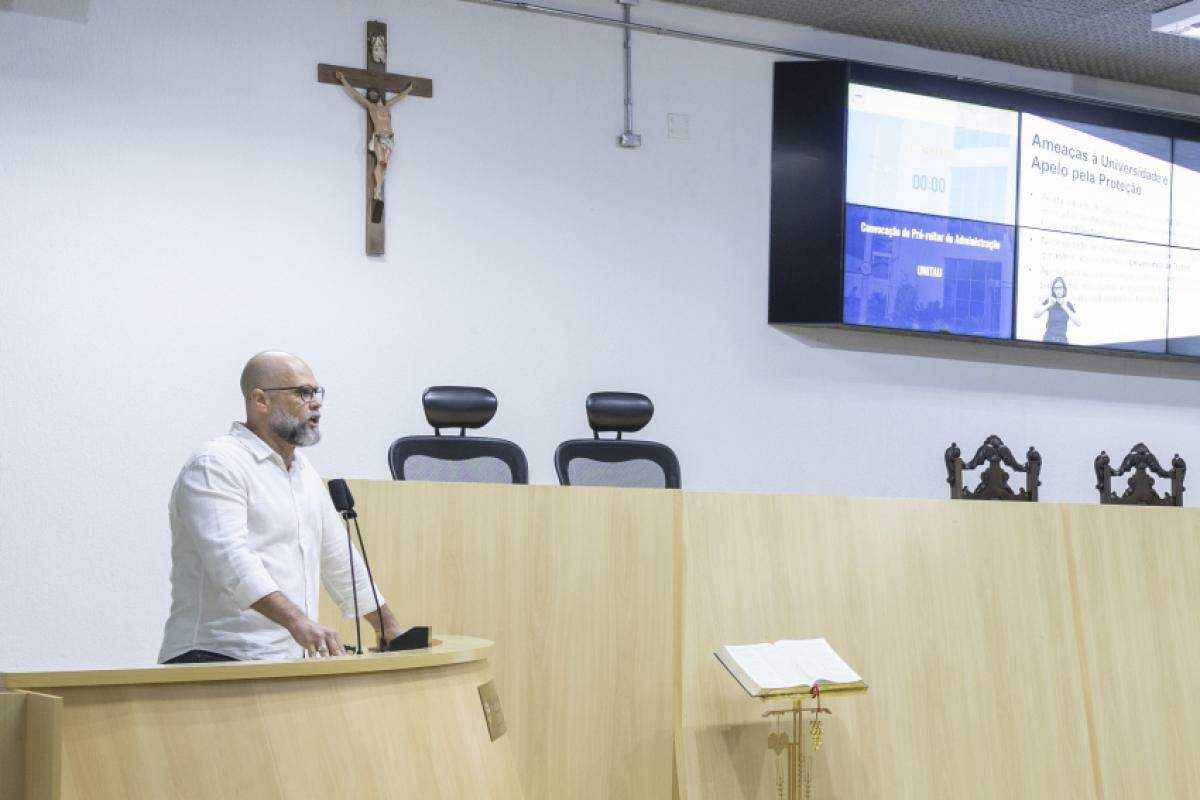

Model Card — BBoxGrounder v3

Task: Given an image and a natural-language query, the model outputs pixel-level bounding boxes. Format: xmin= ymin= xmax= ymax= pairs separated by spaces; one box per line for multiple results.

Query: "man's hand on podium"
xmin=251 ymin=591 xmax=346 ymax=658
xmin=288 ymin=617 xmax=347 ymax=659
xmin=364 ymin=603 xmax=404 ymax=651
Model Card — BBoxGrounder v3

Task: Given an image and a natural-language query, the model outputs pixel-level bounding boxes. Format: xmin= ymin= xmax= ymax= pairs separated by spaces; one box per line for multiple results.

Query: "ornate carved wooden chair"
xmin=945 ymin=435 xmax=1042 ymax=501
xmin=1095 ymin=443 xmax=1185 ymax=507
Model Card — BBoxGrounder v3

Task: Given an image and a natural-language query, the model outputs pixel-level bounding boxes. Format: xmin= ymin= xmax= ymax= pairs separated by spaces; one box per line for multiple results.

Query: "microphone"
xmin=327 ymin=479 xmax=362 ymax=654
xmin=327 ymin=479 xmax=384 ymax=652
xmin=328 ymin=478 xmax=357 ymax=519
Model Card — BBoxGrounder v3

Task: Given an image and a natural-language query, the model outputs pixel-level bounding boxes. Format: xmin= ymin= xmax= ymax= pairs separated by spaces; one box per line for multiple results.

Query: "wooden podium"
xmin=0 ymin=635 xmax=523 ymax=800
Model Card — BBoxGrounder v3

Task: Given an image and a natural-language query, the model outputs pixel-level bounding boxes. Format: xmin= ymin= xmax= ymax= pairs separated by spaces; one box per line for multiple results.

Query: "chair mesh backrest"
xmin=388 ymin=436 xmax=528 ymax=485
xmin=566 ymin=457 xmax=667 ymax=489
xmin=402 ymin=454 xmax=516 ymax=484
xmin=554 ymin=440 xmax=681 ymax=489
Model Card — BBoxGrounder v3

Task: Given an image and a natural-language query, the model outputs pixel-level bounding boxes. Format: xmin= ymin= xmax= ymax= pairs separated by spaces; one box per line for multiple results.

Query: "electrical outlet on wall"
xmin=667 ymin=113 xmax=690 ymax=140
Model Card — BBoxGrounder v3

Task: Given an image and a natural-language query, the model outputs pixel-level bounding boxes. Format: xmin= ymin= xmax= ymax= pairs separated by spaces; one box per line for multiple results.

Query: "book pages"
xmin=723 ymin=644 xmax=806 ymax=690
xmin=774 ymin=638 xmax=861 ymax=685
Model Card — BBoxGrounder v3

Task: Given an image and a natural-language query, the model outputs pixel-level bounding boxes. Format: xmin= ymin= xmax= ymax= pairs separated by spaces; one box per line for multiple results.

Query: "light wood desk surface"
xmin=0 ymin=634 xmax=491 ymax=690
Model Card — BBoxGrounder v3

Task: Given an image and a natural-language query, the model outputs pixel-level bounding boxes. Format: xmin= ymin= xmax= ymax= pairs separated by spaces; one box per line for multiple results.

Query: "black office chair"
xmin=554 ymin=392 xmax=681 ymax=489
xmin=387 ymin=386 xmax=528 ymax=484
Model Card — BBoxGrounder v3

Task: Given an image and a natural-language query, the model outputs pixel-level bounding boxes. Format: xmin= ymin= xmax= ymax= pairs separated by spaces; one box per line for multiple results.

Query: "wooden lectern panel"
xmin=22 ymin=658 xmax=519 ymax=799
xmin=1062 ymin=505 xmax=1200 ymax=798
xmin=50 ymin=661 xmax=518 ymax=799
xmin=0 ymin=691 xmax=60 ymax=800
xmin=678 ymin=494 xmax=1097 ymax=800
xmin=318 ymin=481 xmax=678 ymax=800
xmin=0 ymin=692 xmax=22 ymax=798
xmin=0 ymin=638 xmax=517 ymax=800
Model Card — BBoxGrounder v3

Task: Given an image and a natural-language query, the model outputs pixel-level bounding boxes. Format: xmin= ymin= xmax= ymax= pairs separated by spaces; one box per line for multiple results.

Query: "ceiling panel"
xmin=661 ymin=0 xmax=1200 ymax=95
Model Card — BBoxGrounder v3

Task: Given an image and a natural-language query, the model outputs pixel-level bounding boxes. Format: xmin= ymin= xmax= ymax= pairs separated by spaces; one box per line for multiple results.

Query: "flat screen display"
xmin=1018 ymin=115 xmax=1171 ymax=246
xmin=839 ymin=81 xmax=1200 ymax=355
xmin=846 ymin=84 xmax=1018 ymax=225
xmin=1015 ymin=116 xmax=1173 ymax=352
xmin=843 ymin=84 xmax=1018 ymax=338
xmin=1168 ymin=141 xmax=1200 ymax=355
xmin=1013 ymin=229 xmax=1169 ymax=351
xmin=843 ymin=205 xmax=1014 ymax=338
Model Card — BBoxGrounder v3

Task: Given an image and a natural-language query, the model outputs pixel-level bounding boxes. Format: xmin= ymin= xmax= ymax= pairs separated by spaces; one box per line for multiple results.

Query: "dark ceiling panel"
xmin=665 ymin=0 xmax=882 ymax=28
xmin=998 ymin=0 xmax=1148 ymax=14
xmin=661 ymin=0 xmax=1200 ymax=95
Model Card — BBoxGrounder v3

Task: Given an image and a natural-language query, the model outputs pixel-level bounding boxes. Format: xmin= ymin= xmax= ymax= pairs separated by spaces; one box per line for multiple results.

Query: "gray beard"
xmin=269 ymin=405 xmax=320 ymax=447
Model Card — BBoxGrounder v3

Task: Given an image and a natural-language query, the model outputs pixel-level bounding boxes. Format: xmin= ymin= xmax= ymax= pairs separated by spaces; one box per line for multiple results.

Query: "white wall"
xmin=3 ymin=0 xmax=1199 ymax=668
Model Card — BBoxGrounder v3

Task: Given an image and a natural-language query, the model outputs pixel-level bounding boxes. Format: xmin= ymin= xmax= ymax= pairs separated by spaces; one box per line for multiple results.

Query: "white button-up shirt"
xmin=158 ymin=423 xmax=383 ymax=662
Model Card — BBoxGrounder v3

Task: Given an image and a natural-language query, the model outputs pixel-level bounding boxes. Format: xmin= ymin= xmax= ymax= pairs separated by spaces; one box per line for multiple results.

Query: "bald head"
xmin=239 ymin=351 xmax=323 ymax=455
xmin=240 ymin=351 xmax=310 ymax=402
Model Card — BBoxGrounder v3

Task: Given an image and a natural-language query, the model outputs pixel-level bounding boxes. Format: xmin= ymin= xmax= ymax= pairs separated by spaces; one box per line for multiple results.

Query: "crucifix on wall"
xmin=318 ymin=21 xmax=433 ymax=256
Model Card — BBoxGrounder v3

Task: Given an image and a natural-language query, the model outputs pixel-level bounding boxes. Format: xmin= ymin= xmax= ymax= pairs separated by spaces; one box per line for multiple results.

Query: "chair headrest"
xmin=586 ymin=392 xmax=653 ymax=436
xmin=423 ymin=386 xmax=498 ymax=432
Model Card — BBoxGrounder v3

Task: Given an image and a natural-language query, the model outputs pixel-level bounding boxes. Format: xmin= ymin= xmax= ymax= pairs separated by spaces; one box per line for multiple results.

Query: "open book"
xmin=715 ymin=638 xmax=865 ymax=698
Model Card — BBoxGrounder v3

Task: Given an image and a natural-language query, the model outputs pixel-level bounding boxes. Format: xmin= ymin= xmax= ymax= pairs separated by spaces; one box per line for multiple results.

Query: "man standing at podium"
xmin=158 ymin=351 xmax=402 ymax=663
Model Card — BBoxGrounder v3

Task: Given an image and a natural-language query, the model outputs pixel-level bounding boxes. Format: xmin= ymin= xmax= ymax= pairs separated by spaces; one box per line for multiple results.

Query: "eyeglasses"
xmin=261 ymin=385 xmax=326 ymax=403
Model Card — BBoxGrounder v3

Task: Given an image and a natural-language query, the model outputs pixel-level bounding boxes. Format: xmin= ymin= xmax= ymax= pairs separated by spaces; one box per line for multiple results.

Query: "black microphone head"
xmin=328 ymin=479 xmax=356 ymax=517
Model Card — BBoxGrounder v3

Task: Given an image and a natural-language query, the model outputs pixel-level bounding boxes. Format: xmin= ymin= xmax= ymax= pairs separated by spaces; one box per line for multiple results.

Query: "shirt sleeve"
xmin=173 ymin=455 xmax=281 ymax=611
xmin=319 ymin=491 xmax=386 ymax=619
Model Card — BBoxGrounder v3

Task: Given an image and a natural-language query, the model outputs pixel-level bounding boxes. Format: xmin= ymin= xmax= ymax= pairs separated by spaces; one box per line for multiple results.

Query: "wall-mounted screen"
xmin=770 ymin=61 xmax=1200 ymax=361
xmin=1018 ymin=115 xmax=1172 ymax=245
xmin=845 ymin=84 xmax=1018 ymax=226
xmin=843 ymin=84 xmax=1017 ymax=338
xmin=1014 ymin=116 xmax=1173 ymax=353
xmin=1013 ymin=229 xmax=1169 ymax=352
xmin=842 ymin=205 xmax=1015 ymax=338
xmin=1167 ymin=140 xmax=1200 ymax=355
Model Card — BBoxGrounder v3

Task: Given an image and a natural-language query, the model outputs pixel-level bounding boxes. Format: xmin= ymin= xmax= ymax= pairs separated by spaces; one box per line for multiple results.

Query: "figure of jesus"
xmin=335 ymin=71 xmax=414 ymax=205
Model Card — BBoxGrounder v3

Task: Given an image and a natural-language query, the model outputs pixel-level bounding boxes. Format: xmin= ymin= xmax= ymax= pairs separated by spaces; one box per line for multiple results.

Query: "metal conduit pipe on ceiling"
xmin=456 ymin=0 xmax=826 ymax=60
xmin=456 ymin=0 xmax=1200 ymax=123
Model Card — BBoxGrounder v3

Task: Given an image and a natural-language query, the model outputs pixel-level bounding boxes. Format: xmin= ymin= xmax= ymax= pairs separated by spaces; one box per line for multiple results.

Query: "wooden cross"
xmin=318 ymin=21 xmax=433 ymax=256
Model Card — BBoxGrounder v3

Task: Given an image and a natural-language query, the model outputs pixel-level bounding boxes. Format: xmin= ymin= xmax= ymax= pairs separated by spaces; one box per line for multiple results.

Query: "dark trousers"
xmin=163 ymin=649 xmax=239 ymax=664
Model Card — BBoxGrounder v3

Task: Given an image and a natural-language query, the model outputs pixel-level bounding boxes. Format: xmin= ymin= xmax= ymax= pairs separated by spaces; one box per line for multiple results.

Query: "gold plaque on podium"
xmin=478 ymin=680 xmax=507 ymax=741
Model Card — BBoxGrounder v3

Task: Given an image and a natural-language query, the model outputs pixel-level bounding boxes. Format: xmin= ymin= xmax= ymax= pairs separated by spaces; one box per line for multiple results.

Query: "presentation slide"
xmin=842 ymin=204 xmax=1014 ymax=338
xmin=1168 ymin=247 xmax=1200 ymax=355
xmin=1014 ymin=228 xmax=1169 ymax=352
xmin=846 ymin=84 xmax=1018 ymax=225
xmin=1019 ymin=114 xmax=1172 ymax=246
xmin=1172 ymin=139 xmax=1200 ymax=249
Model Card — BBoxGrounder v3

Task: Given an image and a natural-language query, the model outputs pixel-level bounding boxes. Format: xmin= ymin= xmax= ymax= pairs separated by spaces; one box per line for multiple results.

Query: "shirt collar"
xmin=229 ymin=422 xmax=306 ymax=470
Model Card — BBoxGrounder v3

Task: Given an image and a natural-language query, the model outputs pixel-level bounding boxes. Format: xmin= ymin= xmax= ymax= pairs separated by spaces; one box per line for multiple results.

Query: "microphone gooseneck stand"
xmin=351 ymin=515 xmax=386 ymax=648
xmin=329 ymin=478 xmax=424 ymax=652
xmin=341 ymin=510 xmax=364 ymax=655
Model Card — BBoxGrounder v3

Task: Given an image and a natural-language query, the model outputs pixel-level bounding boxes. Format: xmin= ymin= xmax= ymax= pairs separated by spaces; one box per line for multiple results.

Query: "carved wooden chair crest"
xmin=945 ymin=435 xmax=1042 ymax=502
xmin=1095 ymin=443 xmax=1185 ymax=507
